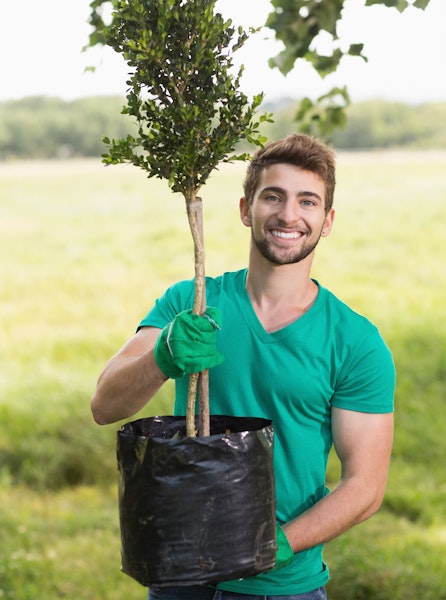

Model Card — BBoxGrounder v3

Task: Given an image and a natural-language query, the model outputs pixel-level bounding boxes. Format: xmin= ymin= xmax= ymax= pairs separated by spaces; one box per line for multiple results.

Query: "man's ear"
xmin=321 ymin=208 xmax=335 ymax=237
xmin=239 ymin=197 xmax=251 ymax=227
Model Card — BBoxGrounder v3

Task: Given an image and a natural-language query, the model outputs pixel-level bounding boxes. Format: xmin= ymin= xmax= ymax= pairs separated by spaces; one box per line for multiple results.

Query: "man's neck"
xmin=245 ymin=252 xmax=318 ymax=333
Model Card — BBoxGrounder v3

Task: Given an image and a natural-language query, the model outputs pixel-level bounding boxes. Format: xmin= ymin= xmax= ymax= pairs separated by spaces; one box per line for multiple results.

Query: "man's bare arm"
xmin=283 ymin=408 xmax=394 ymax=552
xmin=90 ymin=327 xmax=167 ymax=425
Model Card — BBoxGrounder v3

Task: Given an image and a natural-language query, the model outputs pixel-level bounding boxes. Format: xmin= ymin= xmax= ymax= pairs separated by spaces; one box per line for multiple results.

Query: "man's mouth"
xmin=270 ymin=229 xmax=305 ymax=240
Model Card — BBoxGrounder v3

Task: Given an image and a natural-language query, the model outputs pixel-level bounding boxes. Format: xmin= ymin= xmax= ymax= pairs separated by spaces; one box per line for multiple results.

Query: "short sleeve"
xmin=331 ymin=329 xmax=395 ymax=414
xmin=137 ymin=279 xmax=195 ymax=331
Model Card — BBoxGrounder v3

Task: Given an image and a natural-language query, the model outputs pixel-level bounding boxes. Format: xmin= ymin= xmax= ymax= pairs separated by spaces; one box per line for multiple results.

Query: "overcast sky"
xmin=0 ymin=0 xmax=445 ymax=104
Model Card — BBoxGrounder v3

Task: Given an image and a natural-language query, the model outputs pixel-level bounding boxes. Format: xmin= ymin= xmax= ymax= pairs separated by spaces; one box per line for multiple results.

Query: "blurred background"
xmin=0 ymin=1 xmax=445 ymax=598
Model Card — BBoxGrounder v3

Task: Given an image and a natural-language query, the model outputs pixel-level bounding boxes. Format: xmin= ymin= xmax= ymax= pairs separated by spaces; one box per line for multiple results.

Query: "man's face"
xmin=240 ymin=163 xmax=335 ymax=265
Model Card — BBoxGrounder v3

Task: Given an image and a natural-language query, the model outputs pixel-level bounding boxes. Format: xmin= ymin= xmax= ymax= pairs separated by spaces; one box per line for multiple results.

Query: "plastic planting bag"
xmin=117 ymin=415 xmax=276 ymax=588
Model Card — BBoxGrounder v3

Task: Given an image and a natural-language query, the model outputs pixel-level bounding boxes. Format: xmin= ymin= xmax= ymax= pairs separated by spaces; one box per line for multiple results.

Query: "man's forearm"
xmin=91 ymin=349 xmax=167 ymax=425
xmin=283 ymin=475 xmax=385 ymax=553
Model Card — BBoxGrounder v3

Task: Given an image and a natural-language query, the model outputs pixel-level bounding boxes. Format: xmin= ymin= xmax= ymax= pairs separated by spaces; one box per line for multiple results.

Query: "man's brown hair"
xmin=243 ymin=134 xmax=336 ymax=213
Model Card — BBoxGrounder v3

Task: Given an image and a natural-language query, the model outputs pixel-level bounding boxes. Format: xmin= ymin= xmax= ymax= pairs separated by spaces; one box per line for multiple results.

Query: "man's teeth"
xmin=271 ymin=230 xmax=303 ymax=239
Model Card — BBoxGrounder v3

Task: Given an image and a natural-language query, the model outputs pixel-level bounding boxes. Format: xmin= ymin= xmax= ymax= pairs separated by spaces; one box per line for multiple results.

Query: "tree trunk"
xmin=185 ymin=196 xmax=210 ymax=437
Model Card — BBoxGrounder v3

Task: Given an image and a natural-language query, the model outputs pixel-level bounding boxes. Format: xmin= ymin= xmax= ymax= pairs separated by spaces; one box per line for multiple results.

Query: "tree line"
xmin=262 ymin=98 xmax=446 ymax=151
xmin=0 ymin=95 xmax=445 ymax=160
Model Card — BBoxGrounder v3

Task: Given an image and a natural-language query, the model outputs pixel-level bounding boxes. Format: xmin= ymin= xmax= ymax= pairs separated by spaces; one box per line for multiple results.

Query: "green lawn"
xmin=0 ymin=152 xmax=445 ymax=599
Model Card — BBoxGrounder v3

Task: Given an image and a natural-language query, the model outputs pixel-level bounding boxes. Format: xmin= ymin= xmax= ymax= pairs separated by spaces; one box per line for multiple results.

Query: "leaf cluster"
xmin=97 ymin=0 xmax=271 ymax=197
xmin=266 ymin=0 xmax=431 ymax=134
xmin=267 ymin=0 xmax=430 ymax=76
xmin=266 ymin=0 xmax=365 ymax=78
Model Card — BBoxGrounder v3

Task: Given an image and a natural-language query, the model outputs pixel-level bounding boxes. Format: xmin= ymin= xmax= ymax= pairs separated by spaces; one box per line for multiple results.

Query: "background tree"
xmin=265 ymin=0 xmax=431 ymax=134
xmin=87 ymin=0 xmax=432 ymax=136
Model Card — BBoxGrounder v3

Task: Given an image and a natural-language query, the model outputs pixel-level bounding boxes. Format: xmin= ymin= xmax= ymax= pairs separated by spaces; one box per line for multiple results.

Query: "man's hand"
xmin=273 ymin=524 xmax=294 ymax=570
xmin=154 ymin=308 xmax=224 ymax=379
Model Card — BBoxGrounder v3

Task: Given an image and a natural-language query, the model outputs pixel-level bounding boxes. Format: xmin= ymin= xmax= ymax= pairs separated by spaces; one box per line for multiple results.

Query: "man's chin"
xmin=254 ymin=241 xmax=318 ymax=265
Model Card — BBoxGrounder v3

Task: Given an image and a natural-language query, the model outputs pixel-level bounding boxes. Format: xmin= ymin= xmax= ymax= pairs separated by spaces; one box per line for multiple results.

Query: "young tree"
xmin=89 ymin=0 xmax=271 ymax=436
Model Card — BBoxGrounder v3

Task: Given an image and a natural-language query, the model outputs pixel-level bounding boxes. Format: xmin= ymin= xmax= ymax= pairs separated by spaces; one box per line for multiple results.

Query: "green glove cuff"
xmin=274 ymin=524 xmax=294 ymax=570
xmin=154 ymin=308 xmax=223 ymax=379
xmin=154 ymin=321 xmax=185 ymax=379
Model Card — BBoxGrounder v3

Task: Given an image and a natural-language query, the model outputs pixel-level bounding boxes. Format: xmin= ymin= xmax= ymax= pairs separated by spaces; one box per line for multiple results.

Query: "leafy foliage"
xmin=366 ymin=0 xmax=431 ymax=9
xmin=266 ymin=0 xmax=432 ymax=134
xmin=267 ymin=0 xmax=365 ymax=76
xmin=95 ymin=0 xmax=270 ymax=197
xmin=294 ymin=87 xmax=350 ymax=135
xmin=86 ymin=0 xmax=432 ymax=136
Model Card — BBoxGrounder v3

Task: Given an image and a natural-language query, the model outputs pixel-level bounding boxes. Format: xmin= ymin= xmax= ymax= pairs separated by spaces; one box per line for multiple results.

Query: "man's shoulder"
xmin=322 ymin=285 xmax=375 ymax=326
xmin=205 ymin=269 xmax=247 ymax=292
xmin=164 ymin=269 xmax=246 ymax=301
xmin=318 ymin=285 xmax=386 ymax=348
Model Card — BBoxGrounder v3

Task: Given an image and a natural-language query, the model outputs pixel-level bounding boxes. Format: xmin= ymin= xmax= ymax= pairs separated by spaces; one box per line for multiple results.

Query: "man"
xmin=91 ymin=134 xmax=395 ymax=599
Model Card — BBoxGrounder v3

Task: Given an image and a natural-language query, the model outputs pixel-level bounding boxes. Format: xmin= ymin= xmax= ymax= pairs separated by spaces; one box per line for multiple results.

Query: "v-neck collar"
xmin=233 ymin=269 xmax=325 ymax=343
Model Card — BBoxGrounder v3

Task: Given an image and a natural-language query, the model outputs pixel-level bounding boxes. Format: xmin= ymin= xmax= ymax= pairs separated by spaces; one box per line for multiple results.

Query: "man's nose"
xmin=277 ymin=199 xmax=300 ymax=224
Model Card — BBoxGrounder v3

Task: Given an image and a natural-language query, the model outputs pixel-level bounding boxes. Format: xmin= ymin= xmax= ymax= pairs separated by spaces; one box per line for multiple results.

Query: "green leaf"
xmin=348 ymin=43 xmax=367 ymax=61
xmin=307 ymin=48 xmax=344 ymax=77
xmin=413 ymin=0 xmax=431 ymax=9
xmin=365 ymin=0 xmax=409 ymax=11
xmin=294 ymin=86 xmax=351 ymax=137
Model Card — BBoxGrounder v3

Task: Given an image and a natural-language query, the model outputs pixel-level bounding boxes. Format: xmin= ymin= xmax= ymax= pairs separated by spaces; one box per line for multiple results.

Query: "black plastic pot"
xmin=117 ymin=415 xmax=276 ymax=588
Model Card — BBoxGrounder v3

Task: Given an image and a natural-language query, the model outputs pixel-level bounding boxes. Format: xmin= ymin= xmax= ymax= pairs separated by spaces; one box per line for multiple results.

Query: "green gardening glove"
xmin=154 ymin=308 xmax=224 ymax=379
xmin=273 ymin=524 xmax=294 ymax=571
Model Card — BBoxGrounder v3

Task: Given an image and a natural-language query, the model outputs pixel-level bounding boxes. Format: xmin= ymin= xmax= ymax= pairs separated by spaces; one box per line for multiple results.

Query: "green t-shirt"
xmin=139 ymin=269 xmax=395 ymax=595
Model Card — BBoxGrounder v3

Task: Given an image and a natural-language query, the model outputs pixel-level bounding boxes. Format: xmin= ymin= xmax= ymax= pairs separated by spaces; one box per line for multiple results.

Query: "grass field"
xmin=0 ymin=151 xmax=445 ymax=599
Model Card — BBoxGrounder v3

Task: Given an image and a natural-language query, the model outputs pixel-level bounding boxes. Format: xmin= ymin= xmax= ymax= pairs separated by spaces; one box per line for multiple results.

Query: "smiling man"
xmin=91 ymin=134 xmax=395 ymax=600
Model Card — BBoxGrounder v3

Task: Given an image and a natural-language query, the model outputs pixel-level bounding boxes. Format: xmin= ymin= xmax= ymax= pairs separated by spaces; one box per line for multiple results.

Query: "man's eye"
xmin=266 ymin=195 xmax=281 ymax=203
xmin=301 ymin=199 xmax=315 ymax=206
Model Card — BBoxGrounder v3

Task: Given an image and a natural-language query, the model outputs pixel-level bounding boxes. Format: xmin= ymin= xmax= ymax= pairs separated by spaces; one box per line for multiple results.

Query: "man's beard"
xmin=251 ymin=230 xmax=322 ymax=265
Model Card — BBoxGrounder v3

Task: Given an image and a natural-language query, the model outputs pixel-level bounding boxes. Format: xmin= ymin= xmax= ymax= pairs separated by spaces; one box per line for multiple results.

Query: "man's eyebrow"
xmin=260 ymin=186 xmax=323 ymax=202
xmin=298 ymin=190 xmax=323 ymax=202
xmin=260 ymin=186 xmax=285 ymax=195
